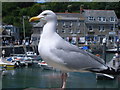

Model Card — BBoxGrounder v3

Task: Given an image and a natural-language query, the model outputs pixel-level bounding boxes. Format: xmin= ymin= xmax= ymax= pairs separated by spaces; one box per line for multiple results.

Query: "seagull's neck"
xmin=42 ymin=20 xmax=57 ymax=35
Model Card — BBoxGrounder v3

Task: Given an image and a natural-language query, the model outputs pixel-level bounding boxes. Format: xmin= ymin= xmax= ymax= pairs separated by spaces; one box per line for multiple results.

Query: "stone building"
xmin=56 ymin=12 xmax=85 ymax=45
xmin=2 ymin=24 xmax=20 ymax=40
xmin=2 ymin=24 xmax=20 ymax=45
xmin=31 ymin=9 xmax=119 ymax=46
xmin=83 ymin=10 xmax=118 ymax=45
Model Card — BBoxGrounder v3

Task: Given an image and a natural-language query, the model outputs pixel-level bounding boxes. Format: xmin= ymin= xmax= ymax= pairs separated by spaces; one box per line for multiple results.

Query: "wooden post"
xmin=102 ymin=38 xmax=106 ymax=64
xmin=117 ymin=39 xmax=119 ymax=54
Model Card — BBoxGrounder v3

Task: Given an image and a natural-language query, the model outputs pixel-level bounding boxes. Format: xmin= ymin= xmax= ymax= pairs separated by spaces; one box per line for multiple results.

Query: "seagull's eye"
xmin=43 ymin=13 xmax=47 ymax=16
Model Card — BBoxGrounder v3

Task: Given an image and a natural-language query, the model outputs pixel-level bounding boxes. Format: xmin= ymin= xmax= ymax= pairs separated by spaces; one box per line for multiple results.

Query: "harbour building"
xmin=2 ymin=24 xmax=20 ymax=45
xmin=31 ymin=9 xmax=119 ymax=47
xmin=84 ymin=10 xmax=118 ymax=46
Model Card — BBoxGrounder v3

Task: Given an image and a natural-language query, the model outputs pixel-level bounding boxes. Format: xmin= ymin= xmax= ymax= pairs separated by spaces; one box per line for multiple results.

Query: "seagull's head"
xmin=29 ymin=10 xmax=57 ymax=22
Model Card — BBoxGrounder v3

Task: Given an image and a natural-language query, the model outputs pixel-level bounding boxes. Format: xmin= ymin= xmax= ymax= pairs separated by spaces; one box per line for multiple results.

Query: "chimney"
xmin=65 ymin=10 xmax=68 ymax=13
xmin=80 ymin=5 xmax=84 ymax=14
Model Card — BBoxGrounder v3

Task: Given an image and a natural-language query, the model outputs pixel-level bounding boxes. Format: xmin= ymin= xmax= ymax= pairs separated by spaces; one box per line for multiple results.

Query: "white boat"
xmin=0 ymin=57 xmax=15 ymax=68
xmin=11 ymin=55 xmax=33 ymax=66
xmin=38 ymin=61 xmax=53 ymax=70
xmin=106 ymin=48 xmax=120 ymax=52
xmin=26 ymin=51 xmax=37 ymax=56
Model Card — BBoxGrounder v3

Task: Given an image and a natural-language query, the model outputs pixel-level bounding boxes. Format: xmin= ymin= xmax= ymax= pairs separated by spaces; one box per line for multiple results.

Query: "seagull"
xmin=29 ymin=10 xmax=114 ymax=88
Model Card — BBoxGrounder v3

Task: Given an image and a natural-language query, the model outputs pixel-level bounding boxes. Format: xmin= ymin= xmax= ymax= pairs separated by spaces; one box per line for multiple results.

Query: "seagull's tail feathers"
xmin=86 ymin=66 xmax=117 ymax=79
xmin=88 ymin=66 xmax=116 ymax=75
xmin=96 ymin=73 xmax=115 ymax=79
xmin=97 ymin=66 xmax=115 ymax=79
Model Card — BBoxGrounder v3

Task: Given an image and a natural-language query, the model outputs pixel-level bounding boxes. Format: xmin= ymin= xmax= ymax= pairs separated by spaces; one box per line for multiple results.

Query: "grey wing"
xmin=51 ymin=39 xmax=107 ymax=71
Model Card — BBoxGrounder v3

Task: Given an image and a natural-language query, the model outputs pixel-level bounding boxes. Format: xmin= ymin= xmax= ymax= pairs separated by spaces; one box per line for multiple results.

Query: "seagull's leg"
xmin=61 ymin=73 xmax=67 ymax=88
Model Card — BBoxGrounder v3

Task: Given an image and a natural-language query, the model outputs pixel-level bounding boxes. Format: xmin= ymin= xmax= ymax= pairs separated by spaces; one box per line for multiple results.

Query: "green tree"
xmin=2 ymin=2 xmax=120 ymax=38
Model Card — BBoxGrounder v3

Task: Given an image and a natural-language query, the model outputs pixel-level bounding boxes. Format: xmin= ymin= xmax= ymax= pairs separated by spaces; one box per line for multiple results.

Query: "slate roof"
xmin=56 ymin=13 xmax=84 ymax=20
xmin=83 ymin=9 xmax=118 ymax=24
xmin=56 ymin=10 xmax=118 ymax=24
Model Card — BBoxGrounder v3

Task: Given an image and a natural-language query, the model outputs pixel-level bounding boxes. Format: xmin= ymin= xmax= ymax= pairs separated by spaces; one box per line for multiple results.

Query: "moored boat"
xmin=106 ymin=48 xmax=120 ymax=53
xmin=38 ymin=61 xmax=53 ymax=70
xmin=0 ymin=57 xmax=15 ymax=68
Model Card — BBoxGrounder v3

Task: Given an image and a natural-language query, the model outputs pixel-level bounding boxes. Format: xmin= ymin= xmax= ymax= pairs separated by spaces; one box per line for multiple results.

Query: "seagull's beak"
xmin=29 ymin=16 xmax=41 ymax=22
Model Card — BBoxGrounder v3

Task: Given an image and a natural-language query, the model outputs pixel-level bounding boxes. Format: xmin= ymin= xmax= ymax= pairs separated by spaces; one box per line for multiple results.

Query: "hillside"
xmin=2 ymin=2 xmax=120 ymax=37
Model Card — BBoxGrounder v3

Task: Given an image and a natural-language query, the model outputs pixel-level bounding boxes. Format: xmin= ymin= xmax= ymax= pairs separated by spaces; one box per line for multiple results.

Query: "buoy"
xmin=96 ymin=54 xmax=100 ymax=57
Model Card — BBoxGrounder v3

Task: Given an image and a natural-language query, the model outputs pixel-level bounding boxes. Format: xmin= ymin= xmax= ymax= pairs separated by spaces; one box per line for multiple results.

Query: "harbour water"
xmin=1 ymin=53 xmax=120 ymax=89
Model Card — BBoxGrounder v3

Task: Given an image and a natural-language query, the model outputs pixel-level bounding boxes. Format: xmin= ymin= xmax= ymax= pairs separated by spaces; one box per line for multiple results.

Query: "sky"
xmin=0 ymin=0 xmax=120 ymax=2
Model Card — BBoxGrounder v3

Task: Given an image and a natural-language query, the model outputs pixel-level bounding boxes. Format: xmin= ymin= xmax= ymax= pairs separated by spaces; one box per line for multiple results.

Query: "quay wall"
xmin=1 ymin=45 xmax=38 ymax=57
xmin=1 ymin=44 xmax=105 ymax=57
xmin=2 ymin=46 xmax=25 ymax=57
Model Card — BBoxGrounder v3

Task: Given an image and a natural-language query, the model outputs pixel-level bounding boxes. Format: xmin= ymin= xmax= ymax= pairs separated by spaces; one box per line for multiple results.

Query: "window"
xmin=98 ymin=17 xmax=102 ymax=21
xmin=77 ymin=30 xmax=80 ymax=33
xmin=88 ymin=26 xmax=93 ymax=31
xmin=70 ymin=29 xmax=73 ymax=33
xmin=66 ymin=25 xmax=70 ymax=28
xmin=88 ymin=16 xmax=94 ymax=21
xmin=98 ymin=17 xmax=106 ymax=22
xmin=102 ymin=26 xmax=104 ymax=31
xmin=62 ymin=22 xmax=66 ymax=27
xmin=103 ymin=17 xmax=106 ymax=22
xmin=70 ymin=21 xmax=73 ymax=26
xmin=98 ymin=26 xmax=105 ymax=32
xmin=62 ymin=29 xmax=65 ymax=33
xmin=110 ymin=26 xmax=114 ymax=31
xmin=78 ymin=23 xmax=80 ymax=26
xmin=110 ymin=17 xmax=115 ymax=22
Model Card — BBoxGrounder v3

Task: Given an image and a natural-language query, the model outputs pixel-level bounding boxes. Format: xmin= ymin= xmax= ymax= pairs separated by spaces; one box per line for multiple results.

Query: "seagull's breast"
xmin=38 ymin=33 xmax=58 ymax=53
xmin=38 ymin=36 xmax=54 ymax=58
xmin=38 ymin=33 xmax=67 ymax=70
